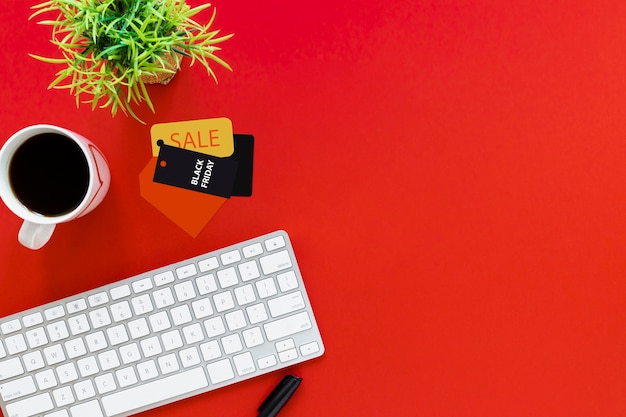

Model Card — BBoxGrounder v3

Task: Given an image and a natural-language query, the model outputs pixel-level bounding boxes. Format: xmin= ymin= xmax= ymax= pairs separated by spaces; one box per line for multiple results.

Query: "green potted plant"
xmin=30 ymin=0 xmax=233 ymax=122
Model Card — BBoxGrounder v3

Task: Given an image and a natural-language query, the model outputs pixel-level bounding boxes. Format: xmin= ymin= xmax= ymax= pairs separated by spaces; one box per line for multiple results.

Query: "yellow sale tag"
xmin=150 ymin=117 xmax=234 ymax=158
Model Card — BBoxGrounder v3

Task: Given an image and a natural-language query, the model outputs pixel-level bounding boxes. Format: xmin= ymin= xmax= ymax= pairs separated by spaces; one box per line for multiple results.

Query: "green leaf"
xmin=28 ymin=54 xmax=69 ymax=64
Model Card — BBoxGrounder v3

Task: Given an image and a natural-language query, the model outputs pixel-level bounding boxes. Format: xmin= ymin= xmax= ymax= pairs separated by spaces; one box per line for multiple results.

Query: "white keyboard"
xmin=0 ymin=230 xmax=324 ymax=417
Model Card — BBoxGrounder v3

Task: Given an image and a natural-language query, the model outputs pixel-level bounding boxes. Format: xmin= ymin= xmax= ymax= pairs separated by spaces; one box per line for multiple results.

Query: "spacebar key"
xmin=101 ymin=367 xmax=208 ymax=417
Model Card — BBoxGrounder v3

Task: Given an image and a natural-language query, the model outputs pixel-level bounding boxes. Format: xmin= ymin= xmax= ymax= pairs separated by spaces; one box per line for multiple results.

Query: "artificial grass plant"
xmin=29 ymin=0 xmax=233 ymax=122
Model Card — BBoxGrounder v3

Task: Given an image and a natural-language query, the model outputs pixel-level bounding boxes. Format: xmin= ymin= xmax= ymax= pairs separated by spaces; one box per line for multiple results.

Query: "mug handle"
xmin=18 ymin=221 xmax=56 ymax=250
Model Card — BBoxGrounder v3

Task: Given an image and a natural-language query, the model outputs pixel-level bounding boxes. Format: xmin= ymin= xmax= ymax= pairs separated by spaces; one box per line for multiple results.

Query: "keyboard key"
xmin=171 ymin=305 xmax=193 ymax=326
xmin=131 ymin=294 xmax=154 ymax=315
xmin=76 ymin=356 xmax=98 ymax=377
xmin=204 ymin=317 xmax=226 ymax=337
xmin=74 ymin=379 xmax=96 ymax=400
xmin=234 ymin=284 xmax=256 ymax=306
xmin=110 ymin=284 xmax=131 ymax=300
xmin=34 ymin=369 xmax=56 ymax=390
xmin=137 ymin=360 xmax=159 ymax=381
xmin=69 ymin=399 xmax=103 ymax=417
xmin=110 ymin=301 xmax=132 ymax=322
xmin=207 ymin=359 xmax=235 ymax=384
xmin=52 ymin=385 xmax=74 ymax=406
xmin=278 ymin=348 xmax=298 ymax=363
xmin=23 ymin=351 xmax=44 ymax=372
xmin=268 ymin=291 xmax=305 ymax=318
xmin=68 ymin=314 xmax=90 ymax=336
xmin=259 ymin=250 xmax=292 ymax=275
xmin=152 ymin=288 xmax=175 ymax=308
xmin=107 ymin=325 xmax=129 ymax=346
xmin=220 ymin=249 xmax=241 ymax=265
xmin=89 ymin=307 xmax=112 ymax=329
xmin=153 ymin=271 xmax=175 ymax=286
xmin=174 ymin=281 xmax=196 ymax=302
xmin=87 ymin=292 xmax=109 ymax=307
xmin=213 ymin=291 xmax=235 ymax=312
xmin=85 ymin=331 xmax=107 ymax=353
xmin=46 ymin=410 xmax=69 ymax=417
xmin=98 ymin=350 xmax=120 ymax=371
xmin=256 ymin=278 xmax=277 ymax=298
xmin=119 ymin=343 xmax=141 ymax=364
xmin=243 ymin=327 xmax=264 ymax=348
xmin=116 ymin=366 xmax=138 ymax=388
xmin=101 ymin=368 xmax=208 ymax=416
xmin=64 ymin=338 xmax=87 ymax=359
xmin=198 ymin=256 xmax=219 ymax=272
xmin=0 ymin=357 xmax=24 ymax=381
xmin=56 ymin=363 xmax=78 ymax=384
xmin=94 ymin=373 xmax=116 ymax=394
xmin=200 ymin=340 xmax=221 ymax=361
xmin=44 ymin=306 xmax=65 ymax=321
xmin=275 ymin=339 xmax=295 ymax=352
xmin=195 ymin=274 xmax=218 ymax=295
xmin=217 ymin=267 xmax=239 ymax=288
xmin=47 ymin=321 xmax=69 ymax=342
xmin=1 ymin=319 xmax=21 ymax=334
xmin=233 ymin=352 xmax=255 ymax=376
xmin=5 ymin=335 xmax=27 ymax=355
xmin=264 ymin=235 xmax=286 ymax=251
xmin=22 ymin=312 xmax=43 ymax=328
xmin=132 ymin=278 xmax=153 ymax=293
xmin=140 ymin=337 xmax=163 ymax=358
xmin=264 ymin=311 xmax=313 ymax=341
xmin=242 ymin=242 xmax=263 ymax=258
xmin=238 ymin=260 xmax=261 ymax=281
xmin=149 ymin=311 xmax=171 ymax=332
xmin=5 ymin=392 xmax=53 ymax=417
xmin=277 ymin=270 xmax=299 ymax=291
xmin=161 ymin=330 xmax=183 ymax=351
xmin=66 ymin=299 xmax=87 ymax=314
xmin=128 ymin=318 xmax=150 ymax=339
xmin=221 ymin=334 xmax=243 ymax=354
xmin=182 ymin=323 xmax=204 ymax=344
xmin=179 ymin=346 xmax=201 ymax=368
xmin=157 ymin=354 xmax=179 ymax=375
xmin=0 ymin=375 xmax=36 ymax=401
xmin=225 ymin=310 xmax=247 ymax=331
xmin=191 ymin=298 xmax=213 ymax=319
xmin=246 ymin=303 xmax=268 ymax=325
xmin=257 ymin=355 xmax=277 ymax=370
xmin=176 ymin=263 xmax=197 ymax=279
xmin=25 ymin=327 xmax=48 ymax=349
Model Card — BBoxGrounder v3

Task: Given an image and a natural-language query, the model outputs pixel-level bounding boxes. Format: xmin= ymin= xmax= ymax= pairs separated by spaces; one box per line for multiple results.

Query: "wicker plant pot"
xmin=140 ymin=52 xmax=181 ymax=85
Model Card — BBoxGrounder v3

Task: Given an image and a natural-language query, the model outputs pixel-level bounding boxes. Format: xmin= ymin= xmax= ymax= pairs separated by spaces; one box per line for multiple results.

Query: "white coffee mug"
xmin=0 ymin=124 xmax=110 ymax=250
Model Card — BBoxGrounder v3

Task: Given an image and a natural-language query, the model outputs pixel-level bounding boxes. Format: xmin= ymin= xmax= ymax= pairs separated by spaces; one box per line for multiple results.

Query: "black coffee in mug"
xmin=9 ymin=133 xmax=90 ymax=216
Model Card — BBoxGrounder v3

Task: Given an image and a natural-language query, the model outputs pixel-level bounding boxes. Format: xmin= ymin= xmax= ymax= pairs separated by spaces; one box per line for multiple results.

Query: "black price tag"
xmin=231 ymin=134 xmax=254 ymax=197
xmin=153 ymin=141 xmax=239 ymax=198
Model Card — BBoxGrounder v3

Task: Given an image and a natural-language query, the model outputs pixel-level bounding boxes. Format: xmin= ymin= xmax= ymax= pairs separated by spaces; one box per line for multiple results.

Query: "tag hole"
xmin=160 ymin=160 xmax=167 ymax=168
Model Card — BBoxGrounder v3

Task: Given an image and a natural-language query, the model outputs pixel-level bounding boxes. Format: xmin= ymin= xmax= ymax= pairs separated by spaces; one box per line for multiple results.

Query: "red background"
xmin=2 ymin=1 xmax=626 ymax=416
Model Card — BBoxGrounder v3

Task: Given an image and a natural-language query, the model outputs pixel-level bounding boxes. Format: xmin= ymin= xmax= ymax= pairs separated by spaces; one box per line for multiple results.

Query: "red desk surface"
xmin=2 ymin=1 xmax=626 ymax=416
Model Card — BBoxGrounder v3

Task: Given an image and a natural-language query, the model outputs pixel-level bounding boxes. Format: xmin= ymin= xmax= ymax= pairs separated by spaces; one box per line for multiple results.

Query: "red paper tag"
xmin=139 ymin=158 xmax=226 ymax=237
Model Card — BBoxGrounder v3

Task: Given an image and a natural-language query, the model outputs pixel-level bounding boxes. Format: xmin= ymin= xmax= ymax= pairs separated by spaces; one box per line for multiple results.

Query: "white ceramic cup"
xmin=0 ymin=124 xmax=110 ymax=250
